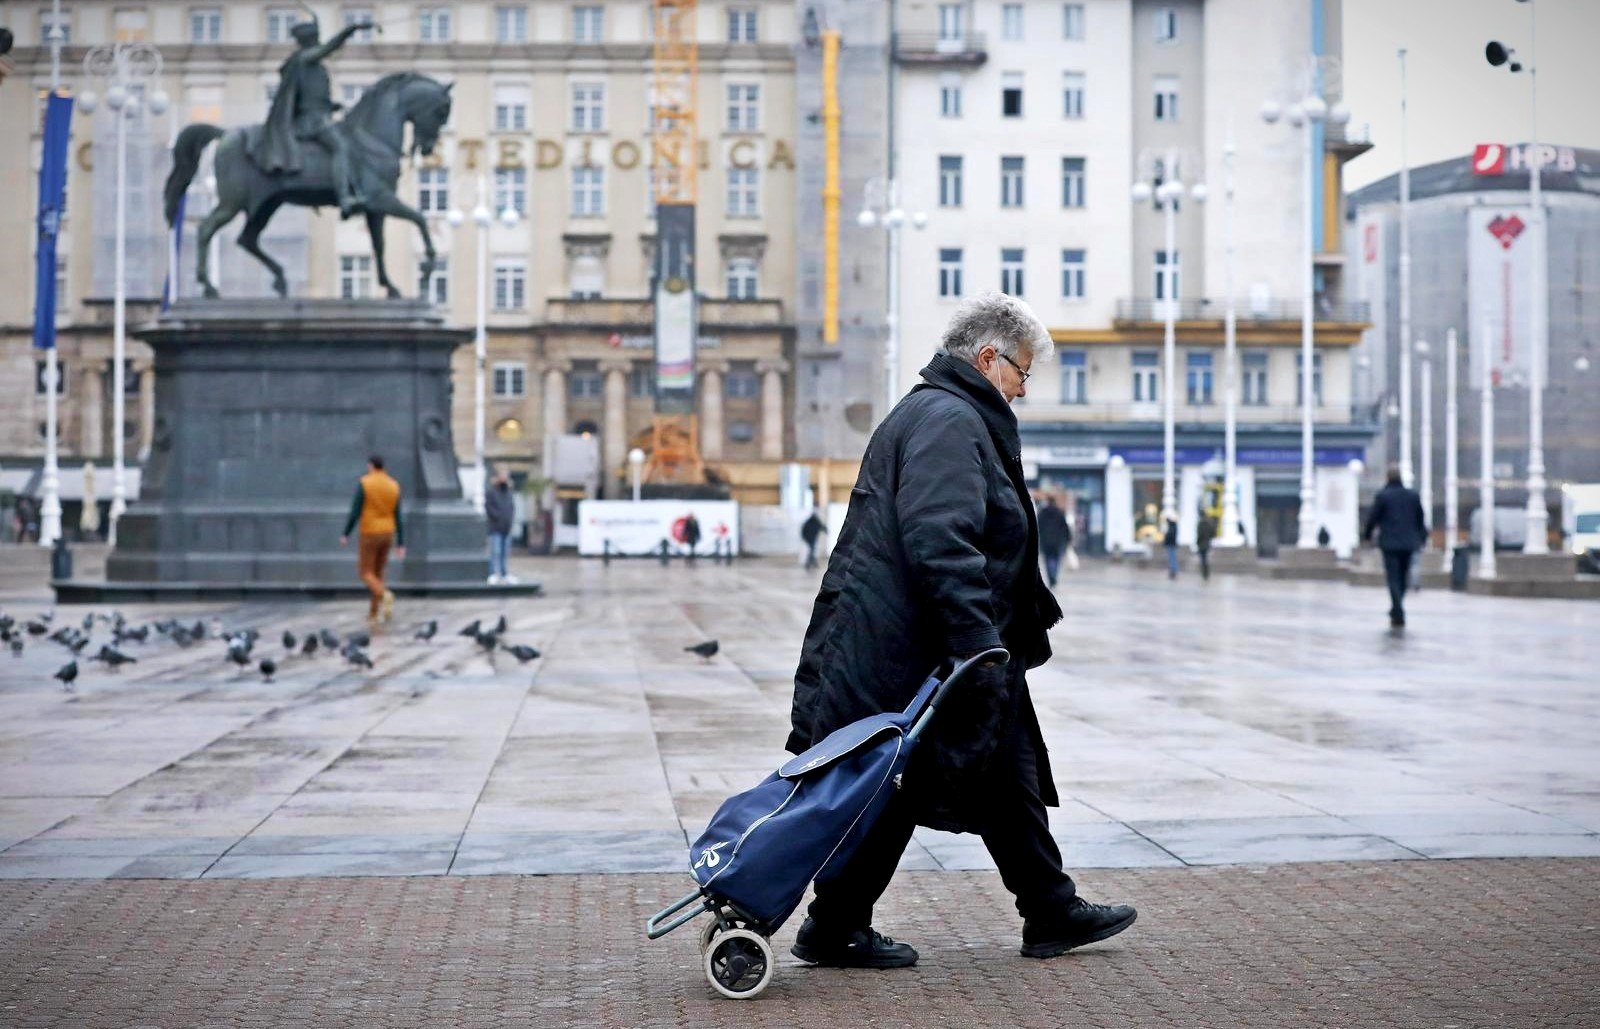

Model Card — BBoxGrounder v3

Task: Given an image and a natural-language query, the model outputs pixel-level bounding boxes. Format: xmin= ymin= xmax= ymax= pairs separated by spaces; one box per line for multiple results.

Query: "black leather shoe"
xmin=791 ymin=918 xmax=918 ymax=968
xmin=1020 ymin=897 xmax=1137 ymax=958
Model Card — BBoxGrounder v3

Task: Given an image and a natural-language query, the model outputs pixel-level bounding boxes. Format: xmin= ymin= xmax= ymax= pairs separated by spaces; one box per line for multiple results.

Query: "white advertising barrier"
xmin=578 ymin=500 xmax=740 ymax=557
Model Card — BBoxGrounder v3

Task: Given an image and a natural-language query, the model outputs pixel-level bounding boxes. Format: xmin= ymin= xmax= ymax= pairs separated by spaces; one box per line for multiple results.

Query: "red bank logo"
xmin=1487 ymin=213 xmax=1525 ymax=250
xmin=1472 ymin=144 xmax=1506 ymax=175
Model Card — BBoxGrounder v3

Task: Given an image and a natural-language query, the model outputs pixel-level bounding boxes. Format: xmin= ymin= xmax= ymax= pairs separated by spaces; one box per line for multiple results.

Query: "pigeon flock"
xmin=0 ymin=607 xmax=550 ymax=693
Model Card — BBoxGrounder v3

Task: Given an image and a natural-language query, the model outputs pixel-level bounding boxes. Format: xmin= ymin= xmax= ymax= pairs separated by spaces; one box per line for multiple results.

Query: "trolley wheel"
xmin=698 ymin=918 xmax=721 ymax=952
xmin=703 ymin=928 xmax=775 ymax=1000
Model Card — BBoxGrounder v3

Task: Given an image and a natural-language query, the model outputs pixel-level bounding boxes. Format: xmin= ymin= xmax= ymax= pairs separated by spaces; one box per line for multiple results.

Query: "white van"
xmin=1562 ymin=484 xmax=1600 ymax=573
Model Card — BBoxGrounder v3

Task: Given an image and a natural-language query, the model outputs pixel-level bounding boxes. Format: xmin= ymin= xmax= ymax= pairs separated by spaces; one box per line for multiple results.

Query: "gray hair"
xmin=938 ymin=292 xmax=1054 ymax=365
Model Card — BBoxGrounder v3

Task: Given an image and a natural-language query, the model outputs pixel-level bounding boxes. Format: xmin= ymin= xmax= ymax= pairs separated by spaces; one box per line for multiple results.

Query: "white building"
xmin=889 ymin=0 xmax=1374 ymax=553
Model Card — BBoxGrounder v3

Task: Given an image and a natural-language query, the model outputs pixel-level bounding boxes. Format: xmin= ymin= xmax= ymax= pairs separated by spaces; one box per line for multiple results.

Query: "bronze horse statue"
xmin=163 ymin=72 xmax=453 ymax=300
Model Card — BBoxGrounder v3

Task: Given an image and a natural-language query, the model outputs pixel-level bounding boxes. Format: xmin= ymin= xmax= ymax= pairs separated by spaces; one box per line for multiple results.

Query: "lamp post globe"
xmin=1302 ymin=94 xmax=1328 ymax=121
xmin=1130 ymin=181 xmax=1152 ymax=203
xmin=856 ymin=209 xmax=877 ymax=229
xmin=1259 ymin=99 xmax=1282 ymax=124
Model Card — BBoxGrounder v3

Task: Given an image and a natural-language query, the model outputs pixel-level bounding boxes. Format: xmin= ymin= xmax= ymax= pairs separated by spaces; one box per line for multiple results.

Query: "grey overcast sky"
xmin=1341 ymin=0 xmax=1598 ymax=190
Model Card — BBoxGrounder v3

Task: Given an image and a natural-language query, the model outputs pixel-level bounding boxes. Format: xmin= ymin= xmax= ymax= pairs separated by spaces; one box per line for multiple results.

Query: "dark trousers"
xmin=1198 ymin=546 xmax=1211 ymax=580
xmin=807 ymin=714 xmax=1077 ymax=928
xmin=804 ymin=540 xmax=819 ymax=569
xmin=1382 ymin=548 xmax=1413 ymax=620
xmin=1042 ymin=550 xmax=1062 ymax=586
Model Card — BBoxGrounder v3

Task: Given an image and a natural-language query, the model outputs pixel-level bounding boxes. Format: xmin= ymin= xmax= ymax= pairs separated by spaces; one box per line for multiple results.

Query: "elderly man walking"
xmin=787 ymin=293 xmax=1136 ymax=970
xmin=1363 ymin=465 xmax=1428 ymax=627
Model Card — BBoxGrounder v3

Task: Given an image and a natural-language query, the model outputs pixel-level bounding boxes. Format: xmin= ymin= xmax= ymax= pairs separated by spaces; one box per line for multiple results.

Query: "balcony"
xmin=542 ymin=296 xmax=786 ymax=329
xmin=1323 ymin=121 xmax=1375 ymax=159
xmin=1115 ymin=298 xmax=1371 ymax=324
xmin=892 ymin=32 xmax=988 ymax=66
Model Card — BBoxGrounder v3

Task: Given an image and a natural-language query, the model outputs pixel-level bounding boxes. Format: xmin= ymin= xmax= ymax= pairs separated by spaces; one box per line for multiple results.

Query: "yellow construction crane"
xmin=642 ymin=0 xmax=706 ymax=487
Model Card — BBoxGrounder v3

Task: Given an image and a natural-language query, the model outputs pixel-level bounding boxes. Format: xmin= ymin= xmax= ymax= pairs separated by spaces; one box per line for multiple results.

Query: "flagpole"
xmin=39 ymin=0 xmax=65 ymax=548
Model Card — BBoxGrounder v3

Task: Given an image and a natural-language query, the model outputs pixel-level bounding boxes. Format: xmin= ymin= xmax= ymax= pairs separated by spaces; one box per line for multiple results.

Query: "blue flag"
xmin=163 ymin=191 xmax=186 ymax=311
xmin=33 ymin=91 xmax=74 ymax=351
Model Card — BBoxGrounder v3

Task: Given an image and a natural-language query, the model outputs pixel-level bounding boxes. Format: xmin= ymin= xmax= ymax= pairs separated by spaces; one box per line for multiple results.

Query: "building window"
xmin=495 ymin=4 xmax=528 ymax=43
xmin=417 ymin=167 xmax=449 ymax=214
xmin=572 ymin=165 xmax=605 ymax=217
xmin=189 ymin=8 xmax=222 ymax=43
xmin=569 ymin=254 xmax=604 ymax=299
xmin=1001 ymin=72 xmax=1024 ymax=118
xmin=727 ymin=6 xmax=757 ymax=42
xmin=1001 ymin=3 xmax=1024 ymax=41
xmin=1000 ymin=156 xmax=1025 ymax=208
xmin=938 ymin=155 xmax=963 ymax=208
xmin=265 ymin=7 xmax=297 ymax=43
xmin=41 ymin=8 xmax=72 ymax=45
xmin=113 ymin=8 xmax=149 ymax=41
xmin=1154 ymin=250 xmax=1180 ymax=301
xmin=726 ymin=256 xmax=759 ymax=299
xmin=1297 ymin=352 xmax=1324 ymax=406
xmin=421 ymin=256 xmax=448 ymax=306
xmin=1000 ymin=248 xmax=1025 ymax=296
xmin=493 ymin=259 xmax=526 ymax=311
xmin=1062 ymin=71 xmax=1085 ymax=119
xmin=495 ymin=167 xmax=527 ymax=216
xmin=629 ymin=364 xmax=655 ymax=399
xmin=36 ymin=360 xmax=68 ymax=396
xmin=1063 ymin=3 xmax=1085 ymax=40
xmin=1154 ymin=7 xmax=1178 ymax=43
xmin=493 ymin=361 xmax=527 ymax=399
xmin=573 ymin=5 xmax=604 ymax=43
xmin=938 ymin=248 xmax=963 ymax=298
xmin=727 ymin=420 xmax=756 ymax=444
xmin=1060 ymin=248 xmax=1086 ymax=299
xmin=1154 ymin=75 xmax=1180 ymax=121
xmin=339 ymin=255 xmax=373 ymax=299
xmin=418 ymin=7 xmax=451 ymax=42
xmin=1186 ymin=351 xmax=1214 ymax=405
xmin=569 ymin=363 xmax=604 ymax=399
xmin=1059 ymin=351 xmax=1088 ymax=404
xmin=1132 ymin=351 xmax=1160 ymax=403
xmin=571 ymin=82 xmax=605 ymax=132
xmin=938 ymin=3 xmax=963 ymax=40
xmin=726 ymin=84 xmax=760 ymax=132
xmin=1061 ymin=157 xmax=1086 ymax=208
xmin=725 ymin=365 xmax=761 ymax=399
xmin=342 ymin=7 xmax=374 ymax=41
xmin=939 ymin=74 xmax=963 ymax=118
xmin=1242 ymin=351 xmax=1269 ymax=405
xmin=726 ymin=166 xmax=759 ymax=217
xmin=494 ymin=84 xmax=529 ymax=132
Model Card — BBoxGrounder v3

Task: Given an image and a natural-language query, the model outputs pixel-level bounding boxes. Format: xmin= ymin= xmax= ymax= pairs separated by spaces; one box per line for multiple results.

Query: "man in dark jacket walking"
xmin=1037 ymin=495 xmax=1071 ymax=588
xmin=1363 ymin=465 xmax=1428 ymax=627
xmin=786 ymin=293 xmax=1136 ymax=970
xmin=800 ymin=509 xmax=827 ymax=570
xmin=484 ymin=469 xmax=516 ymax=585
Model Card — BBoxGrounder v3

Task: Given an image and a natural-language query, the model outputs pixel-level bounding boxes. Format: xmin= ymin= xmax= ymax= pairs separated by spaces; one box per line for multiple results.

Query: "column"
xmin=136 ymin=360 xmax=155 ymax=460
xmin=757 ymin=359 xmax=788 ymax=462
xmin=699 ymin=360 xmax=727 ymax=462
xmin=79 ymin=363 xmax=105 ymax=459
xmin=600 ymin=357 xmax=630 ymax=497
xmin=541 ymin=361 xmax=569 ymax=478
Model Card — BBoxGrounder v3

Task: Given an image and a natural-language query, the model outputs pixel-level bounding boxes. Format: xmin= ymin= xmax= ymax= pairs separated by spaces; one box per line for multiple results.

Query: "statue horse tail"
xmin=164 ymin=123 xmax=226 ymax=228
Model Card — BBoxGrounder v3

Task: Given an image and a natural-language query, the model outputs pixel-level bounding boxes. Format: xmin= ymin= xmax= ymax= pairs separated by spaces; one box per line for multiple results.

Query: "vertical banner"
xmin=653 ymin=203 xmax=697 ymax=414
xmin=33 ymin=90 xmax=74 ymax=351
xmin=1356 ymin=211 xmax=1387 ymax=400
xmin=1467 ymin=206 xmax=1539 ymax=389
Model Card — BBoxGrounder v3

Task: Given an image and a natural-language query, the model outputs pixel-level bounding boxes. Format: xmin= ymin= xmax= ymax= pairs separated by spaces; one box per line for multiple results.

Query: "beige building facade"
xmin=1 ymin=0 xmax=802 ymax=510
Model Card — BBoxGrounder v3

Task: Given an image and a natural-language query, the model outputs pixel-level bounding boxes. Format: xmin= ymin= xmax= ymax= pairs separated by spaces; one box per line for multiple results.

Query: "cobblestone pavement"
xmin=3 ymin=859 xmax=1596 ymax=1027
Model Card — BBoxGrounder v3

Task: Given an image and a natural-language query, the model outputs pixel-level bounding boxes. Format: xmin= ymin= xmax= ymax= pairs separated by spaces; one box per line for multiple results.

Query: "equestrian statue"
xmin=162 ymin=15 xmax=452 ymax=300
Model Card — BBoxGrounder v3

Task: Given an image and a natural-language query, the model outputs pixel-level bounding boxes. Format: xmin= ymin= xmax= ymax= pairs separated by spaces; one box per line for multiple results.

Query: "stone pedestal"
xmin=1207 ymin=546 xmax=1261 ymax=575
xmin=83 ymin=298 xmax=526 ymax=596
xmin=1265 ymin=546 xmax=1345 ymax=581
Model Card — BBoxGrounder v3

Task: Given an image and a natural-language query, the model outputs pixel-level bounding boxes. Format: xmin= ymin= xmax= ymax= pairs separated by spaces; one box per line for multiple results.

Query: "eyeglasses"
xmin=998 ymin=352 xmax=1032 ymax=384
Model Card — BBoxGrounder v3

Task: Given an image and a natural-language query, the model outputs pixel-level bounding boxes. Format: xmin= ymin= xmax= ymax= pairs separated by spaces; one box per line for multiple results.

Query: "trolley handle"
xmin=907 ymin=646 xmax=1009 ymax=743
xmin=646 ymin=887 xmax=711 ymax=939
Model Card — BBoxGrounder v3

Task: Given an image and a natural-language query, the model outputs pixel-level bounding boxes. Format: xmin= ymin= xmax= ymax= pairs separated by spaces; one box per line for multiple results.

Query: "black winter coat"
xmin=484 ymin=484 xmax=515 ymax=535
xmin=1364 ymin=482 xmax=1428 ymax=552
xmin=1037 ymin=504 xmax=1070 ymax=556
xmin=787 ymin=354 xmax=1064 ymax=833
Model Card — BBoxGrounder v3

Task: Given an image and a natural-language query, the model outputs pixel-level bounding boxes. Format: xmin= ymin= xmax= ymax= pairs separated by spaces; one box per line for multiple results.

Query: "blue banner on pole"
xmin=33 ymin=91 xmax=74 ymax=351
xmin=162 ymin=192 xmax=186 ymax=311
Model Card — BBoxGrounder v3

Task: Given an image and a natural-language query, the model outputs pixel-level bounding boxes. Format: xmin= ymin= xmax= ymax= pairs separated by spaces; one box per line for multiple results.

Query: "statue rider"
xmin=249 ymin=18 xmax=373 ymax=217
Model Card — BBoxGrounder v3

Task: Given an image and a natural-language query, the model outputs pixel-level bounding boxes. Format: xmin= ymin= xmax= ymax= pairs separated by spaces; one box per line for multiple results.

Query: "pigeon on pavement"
xmin=91 ymin=646 xmax=137 ymax=669
xmin=503 ymin=644 xmax=542 ymax=663
xmin=346 ymin=629 xmax=370 ymax=649
xmin=301 ymin=635 xmax=320 ymax=657
xmin=259 ymin=658 xmax=277 ymax=682
xmin=8 ymin=638 xmax=22 ymax=658
xmin=458 ymin=619 xmax=482 ymax=638
xmin=319 ymin=629 xmax=340 ymax=650
xmin=493 ymin=615 xmax=508 ymax=635
xmin=345 ymin=649 xmax=374 ymax=670
xmin=282 ymin=630 xmax=297 ymax=651
xmin=54 ymin=660 xmax=77 ymax=691
xmin=413 ymin=620 xmax=438 ymax=641
xmin=685 ymin=640 xmax=719 ymax=662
